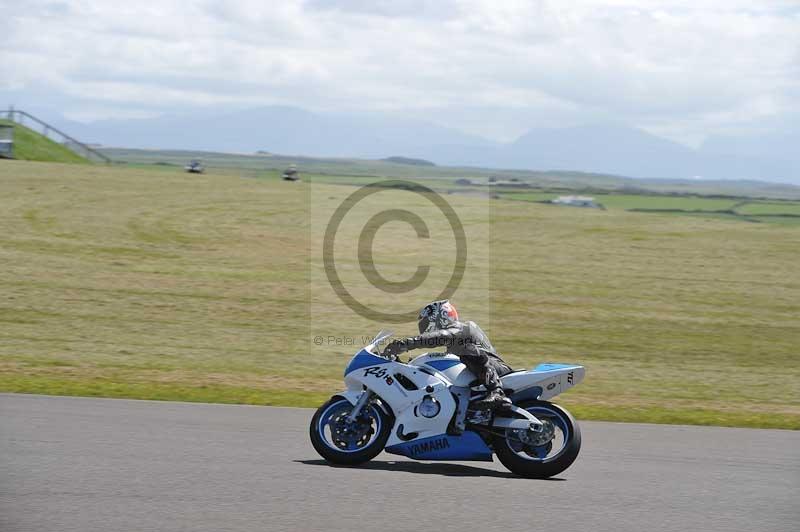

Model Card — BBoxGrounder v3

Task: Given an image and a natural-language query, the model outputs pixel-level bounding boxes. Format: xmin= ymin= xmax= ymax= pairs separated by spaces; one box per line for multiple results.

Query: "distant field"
xmin=735 ymin=202 xmax=800 ymax=216
xmin=506 ymin=192 xmax=737 ymax=211
xmin=595 ymin=194 xmax=738 ymax=210
xmin=499 ymin=191 xmax=800 ymax=224
xmin=501 ymin=192 xmax=559 ymax=202
xmin=504 ymin=192 xmax=739 ymax=210
xmin=1 ymin=160 xmax=798 ymax=429
xmin=101 ymin=147 xmax=800 ymax=200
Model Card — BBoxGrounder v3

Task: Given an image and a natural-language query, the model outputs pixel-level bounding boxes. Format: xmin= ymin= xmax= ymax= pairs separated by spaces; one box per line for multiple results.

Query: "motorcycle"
xmin=310 ymin=330 xmax=585 ymax=478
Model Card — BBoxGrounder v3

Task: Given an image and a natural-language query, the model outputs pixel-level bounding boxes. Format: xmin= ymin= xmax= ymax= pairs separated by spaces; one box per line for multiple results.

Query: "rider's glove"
xmin=384 ymin=339 xmax=408 ymax=358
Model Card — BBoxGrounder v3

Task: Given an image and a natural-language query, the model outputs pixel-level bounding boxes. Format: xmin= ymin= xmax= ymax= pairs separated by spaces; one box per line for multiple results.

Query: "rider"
xmin=384 ymin=300 xmax=512 ymax=410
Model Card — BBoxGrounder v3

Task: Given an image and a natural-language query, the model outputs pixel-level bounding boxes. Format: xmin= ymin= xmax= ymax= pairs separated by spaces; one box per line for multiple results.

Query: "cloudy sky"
xmin=2 ymin=0 xmax=799 ymax=146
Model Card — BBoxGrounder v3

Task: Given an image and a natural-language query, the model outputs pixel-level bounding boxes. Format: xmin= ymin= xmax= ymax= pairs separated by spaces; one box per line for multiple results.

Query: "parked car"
xmin=282 ymin=164 xmax=299 ymax=181
xmin=185 ymin=160 xmax=205 ymax=174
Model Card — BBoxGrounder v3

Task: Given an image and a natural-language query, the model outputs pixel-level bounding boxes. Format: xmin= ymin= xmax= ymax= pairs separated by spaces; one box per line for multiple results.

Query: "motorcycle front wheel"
xmin=310 ymin=396 xmax=392 ymax=465
xmin=492 ymin=400 xmax=581 ymax=479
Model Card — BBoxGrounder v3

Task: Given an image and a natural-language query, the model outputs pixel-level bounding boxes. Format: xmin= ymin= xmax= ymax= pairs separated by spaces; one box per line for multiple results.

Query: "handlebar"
xmin=376 ymin=343 xmax=403 ymax=362
xmin=379 ymin=348 xmax=398 ymax=361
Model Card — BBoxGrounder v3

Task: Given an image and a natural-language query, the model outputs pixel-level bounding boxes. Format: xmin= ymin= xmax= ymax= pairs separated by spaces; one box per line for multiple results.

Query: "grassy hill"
xmin=0 ymin=161 xmax=797 ymax=429
xmin=0 ymin=120 xmax=88 ymax=164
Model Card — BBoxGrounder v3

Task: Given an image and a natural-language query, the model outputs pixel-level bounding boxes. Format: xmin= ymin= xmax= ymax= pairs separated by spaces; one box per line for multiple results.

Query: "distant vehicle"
xmin=282 ymin=164 xmax=300 ymax=181
xmin=185 ymin=160 xmax=204 ymax=174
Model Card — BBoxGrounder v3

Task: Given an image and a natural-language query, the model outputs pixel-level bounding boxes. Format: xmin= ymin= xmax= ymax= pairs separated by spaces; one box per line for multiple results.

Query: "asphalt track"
xmin=1 ymin=394 xmax=797 ymax=532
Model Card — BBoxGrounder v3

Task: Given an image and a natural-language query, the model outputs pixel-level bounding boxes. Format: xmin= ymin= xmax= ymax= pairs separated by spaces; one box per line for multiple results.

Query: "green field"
xmin=0 ymin=120 xmax=88 ymax=164
xmin=596 ymin=194 xmax=738 ymax=210
xmin=500 ymin=191 xmax=800 ymax=224
xmin=505 ymin=192 xmax=740 ymax=211
xmin=735 ymin=202 xmax=800 ymax=216
xmin=1 ymin=160 xmax=799 ymax=428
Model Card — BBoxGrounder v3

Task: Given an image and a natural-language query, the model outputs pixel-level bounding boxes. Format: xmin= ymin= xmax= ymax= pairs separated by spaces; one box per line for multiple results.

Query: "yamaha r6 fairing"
xmin=310 ymin=331 xmax=585 ymax=478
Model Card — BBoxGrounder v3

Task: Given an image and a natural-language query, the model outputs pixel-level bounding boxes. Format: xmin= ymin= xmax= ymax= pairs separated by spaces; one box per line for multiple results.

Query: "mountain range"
xmin=42 ymin=106 xmax=799 ymax=184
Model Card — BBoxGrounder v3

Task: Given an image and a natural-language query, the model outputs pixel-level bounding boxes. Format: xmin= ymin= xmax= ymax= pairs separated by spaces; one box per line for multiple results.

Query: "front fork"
xmin=345 ymin=389 xmax=373 ymax=422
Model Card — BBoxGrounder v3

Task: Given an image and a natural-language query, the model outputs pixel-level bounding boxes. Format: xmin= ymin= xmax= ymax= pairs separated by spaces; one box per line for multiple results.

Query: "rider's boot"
xmin=447 ymin=421 xmax=464 ymax=436
xmin=470 ymin=387 xmax=512 ymax=411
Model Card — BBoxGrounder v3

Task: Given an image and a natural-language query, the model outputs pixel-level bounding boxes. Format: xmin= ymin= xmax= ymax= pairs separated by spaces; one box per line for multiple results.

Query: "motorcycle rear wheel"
xmin=492 ymin=400 xmax=581 ymax=479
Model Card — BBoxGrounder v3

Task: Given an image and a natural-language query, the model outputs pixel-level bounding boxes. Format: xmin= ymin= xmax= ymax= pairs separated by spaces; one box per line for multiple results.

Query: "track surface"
xmin=1 ymin=394 xmax=797 ymax=532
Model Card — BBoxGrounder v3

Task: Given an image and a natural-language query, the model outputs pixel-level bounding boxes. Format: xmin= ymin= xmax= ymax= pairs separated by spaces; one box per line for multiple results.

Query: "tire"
xmin=492 ymin=400 xmax=581 ymax=479
xmin=309 ymin=396 xmax=392 ymax=466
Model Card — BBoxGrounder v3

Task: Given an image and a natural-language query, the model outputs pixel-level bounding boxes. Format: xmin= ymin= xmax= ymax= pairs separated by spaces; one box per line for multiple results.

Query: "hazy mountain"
xmin=42 ymin=106 xmax=799 ymax=184
xmin=497 ymin=124 xmax=799 ymax=183
xmin=501 ymin=124 xmax=699 ymax=178
xmin=59 ymin=106 xmax=495 ymax=161
xmin=700 ymin=128 xmax=799 ymax=183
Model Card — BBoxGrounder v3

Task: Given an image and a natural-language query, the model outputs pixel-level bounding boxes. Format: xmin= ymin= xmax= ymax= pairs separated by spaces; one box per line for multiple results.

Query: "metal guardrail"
xmin=2 ymin=109 xmax=111 ymax=163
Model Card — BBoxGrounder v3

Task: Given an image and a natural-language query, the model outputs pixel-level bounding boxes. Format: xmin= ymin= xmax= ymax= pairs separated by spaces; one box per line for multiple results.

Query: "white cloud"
xmin=1 ymin=0 xmax=798 ymax=144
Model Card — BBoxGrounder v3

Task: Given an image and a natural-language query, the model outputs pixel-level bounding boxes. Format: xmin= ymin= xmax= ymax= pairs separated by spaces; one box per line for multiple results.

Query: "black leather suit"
xmin=400 ymin=320 xmax=512 ymax=390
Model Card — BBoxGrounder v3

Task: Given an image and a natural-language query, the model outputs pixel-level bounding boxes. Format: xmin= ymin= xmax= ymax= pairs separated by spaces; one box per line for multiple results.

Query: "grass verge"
xmin=2 ymin=375 xmax=796 ymax=429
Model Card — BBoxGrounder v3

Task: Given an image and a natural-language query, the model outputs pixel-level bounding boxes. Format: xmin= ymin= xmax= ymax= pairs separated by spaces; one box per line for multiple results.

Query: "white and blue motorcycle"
xmin=310 ymin=331 xmax=585 ymax=478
